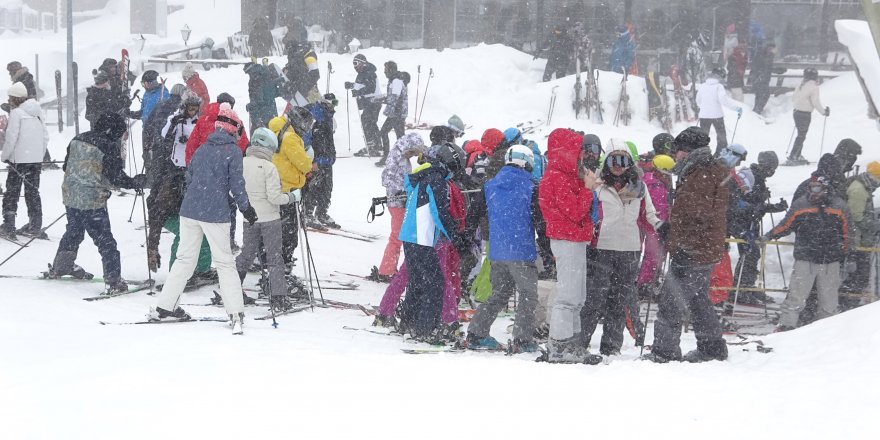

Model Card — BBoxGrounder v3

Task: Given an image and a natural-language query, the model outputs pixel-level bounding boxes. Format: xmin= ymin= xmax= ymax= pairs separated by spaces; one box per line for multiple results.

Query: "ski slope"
xmin=1 ymin=3 xmax=879 ymax=438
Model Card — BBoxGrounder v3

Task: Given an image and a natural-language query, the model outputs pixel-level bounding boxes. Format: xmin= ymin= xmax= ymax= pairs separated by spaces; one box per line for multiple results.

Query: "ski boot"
xmin=305 ymin=214 xmax=328 ymax=231
xmin=371 ymin=314 xmax=397 ymax=328
xmin=16 ymin=224 xmax=47 ymax=240
xmin=464 ymin=333 xmax=504 ymax=351
xmin=0 ymin=221 xmax=17 ymax=240
xmin=366 ymin=266 xmax=391 ymax=283
xmin=546 ymin=337 xmax=603 ymax=365
xmin=507 ymin=338 xmax=540 ymax=354
xmin=286 ymin=274 xmax=309 ymax=300
xmin=683 ymin=340 xmax=728 ymax=363
xmin=317 ymin=213 xmax=340 ymax=229
xmin=104 ymin=280 xmax=129 ymax=295
xmin=230 ymin=312 xmax=244 ymax=335
xmin=44 ymin=254 xmax=94 ymax=280
xmin=269 ymin=295 xmax=293 ymax=312
xmin=148 ymin=306 xmax=192 ymax=322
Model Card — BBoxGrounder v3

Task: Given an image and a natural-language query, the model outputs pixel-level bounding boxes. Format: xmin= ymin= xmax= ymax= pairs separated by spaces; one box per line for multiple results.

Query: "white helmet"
xmin=505 ymin=144 xmax=535 ymax=170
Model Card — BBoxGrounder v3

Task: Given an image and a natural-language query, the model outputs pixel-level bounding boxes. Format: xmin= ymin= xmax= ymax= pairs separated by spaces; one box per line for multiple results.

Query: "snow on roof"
xmin=836 ymin=20 xmax=880 ymax=117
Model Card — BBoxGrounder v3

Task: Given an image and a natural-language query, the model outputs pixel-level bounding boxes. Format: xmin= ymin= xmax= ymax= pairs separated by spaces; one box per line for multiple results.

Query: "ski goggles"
xmin=582 ymin=143 xmax=603 ymax=157
xmin=606 ymin=154 xmax=634 ymax=168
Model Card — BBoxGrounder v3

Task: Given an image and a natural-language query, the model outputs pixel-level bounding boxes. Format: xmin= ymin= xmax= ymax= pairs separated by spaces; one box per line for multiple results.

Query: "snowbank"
xmin=836 ymin=20 xmax=880 ymax=117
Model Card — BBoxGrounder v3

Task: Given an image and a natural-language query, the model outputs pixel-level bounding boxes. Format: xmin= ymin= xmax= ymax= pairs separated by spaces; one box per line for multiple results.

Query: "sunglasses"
xmin=606 ymin=155 xmax=634 ymax=168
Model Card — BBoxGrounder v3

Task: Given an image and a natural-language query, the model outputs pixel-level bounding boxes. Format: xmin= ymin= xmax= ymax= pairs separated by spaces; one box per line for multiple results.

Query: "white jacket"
xmin=696 ymin=78 xmax=740 ymax=119
xmin=595 ymin=182 xmax=663 ymax=252
xmin=161 ymin=113 xmax=198 ymax=167
xmin=242 ymin=148 xmax=291 ymax=223
xmin=792 ymin=80 xmax=825 ymax=114
xmin=1 ymin=99 xmax=48 ymax=164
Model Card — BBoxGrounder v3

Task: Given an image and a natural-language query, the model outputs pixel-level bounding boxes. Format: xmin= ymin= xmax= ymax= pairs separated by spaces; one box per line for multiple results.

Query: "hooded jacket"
xmin=10 ymin=66 xmax=37 ymax=98
xmin=243 ymin=145 xmax=290 ymax=222
xmin=793 ymin=153 xmax=846 ymax=202
xmin=1 ymin=99 xmax=48 ymax=164
xmin=538 ymin=128 xmax=594 ymax=242
xmin=485 ymin=165 xmax=538 ymax=262
xmin=696 ymin=77 xmax=740 ymax=119
xmin=185 ymin=72 xmax=210 ymax=106
xmin=398 ymin=161 xmax=460 ymax=247
xmin=160 ymin=110 xmax=199 ymax=168
xmin=846 ymin=173 xmax=880 ymax=246
xmin=180 ymin=129 xmax=250 ymax=223
xmin=185 ymin=101 xmax=250 ymax=163
xmin=667 ymin=147 xmax=730 ymax=264
xmin=382 ymin=133 xmax=426 ymax=207
xmin=352 ymin=62 xmax=381 ymax=109
xmin=268 ymin=116 xmax=312 ymax=192
xmin=766 ymin=193 xmax=849 ymax=264
xmin=595 ymin=150 xmax=663 ymax=252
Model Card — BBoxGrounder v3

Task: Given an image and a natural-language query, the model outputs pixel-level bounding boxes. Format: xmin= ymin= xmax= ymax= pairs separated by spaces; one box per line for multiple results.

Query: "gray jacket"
xmin=180 ymin=129 xmax=250 ymax=222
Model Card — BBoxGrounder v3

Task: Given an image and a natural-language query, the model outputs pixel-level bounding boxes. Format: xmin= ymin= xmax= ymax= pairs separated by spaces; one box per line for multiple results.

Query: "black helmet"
xmin=287 ymin=106 xmax=315 ymax=136
xmin=141 ymin=70 xmax=159 ymax=83
xmin=217 ymin=92 xmax=236 ymax=107
xmin=652 ymin=133 xmax=675 ymax=155
xmin=672 ymin=126 xmax=710 ymax=153
xmin=804 ymin=68 xmax=819 ymax=81
xmin=428 ymin=142 xmax=464 ymax=176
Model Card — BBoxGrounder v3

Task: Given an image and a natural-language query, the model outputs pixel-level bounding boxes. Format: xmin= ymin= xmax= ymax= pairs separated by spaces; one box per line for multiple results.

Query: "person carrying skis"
xmin=839 ymin=163 xmax=880 ymax=296
xmin=244 ymin=60 xmax=282 ymax=134
xmin=465 ymin=145 xmax=541 ymax=353
xmin=539 ymin=128 xmax=603 ymax=364
xmin=749 ymin=43 xmax=777 ymax=115
xmin=346 ymin=54 xmax=382 ymax=157
xmin=787 ymin=68 xmax=829 ymax=165
xmin=762 ymin=176 xmax=849 ymax=331
xmin=149 ymin=104 xmax=257 ymax=334
xmin=695 ymin=68 xmax=742 ymax=155
xmin=181 ymin=62 xmax=210 ymax=106
xmin=281 ymin=38 xmax=321 ymax=107
xmin=609 ymin=26 xmax=635 ymax=74
xmin=47 ymin=112 xmax=146 ymax=293
xmin=236 ymin=127 xmax=298 ymax=312
xmin=1 ymin=82 xmax=48 ymax=240
xmin=581 ymin=139 xmax=664 ymax=355
xmin=376 ymin=61 xmax=408 ymax=167
xmin=129 ymin=70 xmax=169 ymax=124
xmin=539 ymin=25 xmax=572 ymax=82
xmin=645 ymin=126 xmax=729 ymax=363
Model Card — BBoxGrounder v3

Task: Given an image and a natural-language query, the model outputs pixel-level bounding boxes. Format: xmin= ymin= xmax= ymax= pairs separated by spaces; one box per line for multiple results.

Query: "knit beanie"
xmin=757 ymin=151 xmax=779 ymax=171
xmin=182 ymin=62 xmax=196 ymax=80
xmin=7 ymin=82 xmax=28 ymax=98
xmin=214 ymin=103 xmax=243 ymax=136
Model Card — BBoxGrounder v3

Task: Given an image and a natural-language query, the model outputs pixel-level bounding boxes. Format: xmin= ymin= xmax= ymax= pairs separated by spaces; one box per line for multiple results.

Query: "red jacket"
xmin=186 ymin=73 xmax=210 ymax=106
xmin=539 ymin=128 xmax=593 ymax=242
xmin=185 ymin=102 xmax=249 ymax=165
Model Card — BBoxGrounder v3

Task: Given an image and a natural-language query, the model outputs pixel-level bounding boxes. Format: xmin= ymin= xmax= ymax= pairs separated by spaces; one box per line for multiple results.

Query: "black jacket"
xmin=352 ymin=62 xmax=379 ymax=109
xmin=765 ymin=194 xmax=849 ymax=264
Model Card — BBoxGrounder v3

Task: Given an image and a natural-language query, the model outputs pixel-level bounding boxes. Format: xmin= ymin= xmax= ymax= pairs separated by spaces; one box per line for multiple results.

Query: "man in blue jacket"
xmin=130 ymin=70 xmax=169 ymax=124
xmin=609 ymin=26 xmax=635 ymax=74
xmin=465 ymin=145 xmax=541 ymax=353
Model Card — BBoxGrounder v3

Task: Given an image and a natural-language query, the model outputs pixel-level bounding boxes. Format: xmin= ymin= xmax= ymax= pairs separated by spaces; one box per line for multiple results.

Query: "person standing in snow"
xmin=539 ymin=25 xmax=572 ymax=82
xmin=129 ymin=70 xmax=169 ymax=124
xmin=787 ymin=68 xmax=829 ymax=165
xmin=282 ymin=38 xmax=321 ymax=107
xmin=303 ymin=96 xmax=339 ymax=229
xmin=47 ymin=112 xmax=146 ymax=293
xmin=244 ymin=60 xmax=282 ymax=134
xmin=181 ymin=62 xmax=210 ymax=106
xmin=539 ymin=128 xmax=603 ymax=364
xmin=695 ymin=68 xmax=743 ymax=155
xmin=149 ymin=104 xmax=257 ymax=334
xmin=839 ymin=163 xmax=880 ymax=297
xmin=465 ymin=145 xmax=541 ymax=353
xmin=376 ymin=61 xmax=408 ymax=167
xmin=186 ymin=93 xmax=249 ymax=163
xmin=636 ymin=133 xmax=674 ymax=298
xmin=0 ymin=82 xmax=48 ymax=240
xmin=726 ymin=42 xmax=748 ymax=102
xmin=763 ymin=176 xmax=849 ymax=331
xmin=609 ymin=26 xmax=636 ymax=74
xmin=5 ymin=61 xmax=38 ymax=99
xmin=645 ymin=126 xmax=729 ymax=363
xmin=749 ymin=43 xmax=777 ymax=115
xmin=346 ymin=54 xmax=382 ymax=157
xmin=141 ymin=84 xmax=186 ymax=188
xmin=249 ymin=16 xmax=275 ymax=58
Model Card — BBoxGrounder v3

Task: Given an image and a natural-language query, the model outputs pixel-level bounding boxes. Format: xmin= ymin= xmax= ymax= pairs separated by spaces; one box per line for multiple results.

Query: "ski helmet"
xmin=141 ymin=70 xmax=159 ymax=84
xmin=582 ymin=134 xmax=603 ymax=156
xmin=803 ymin=68 xmax=819 ymax=81
xmin=446 ymin=115 xmax=466 ymax=137
xmin=652 ymin=133 xmax=674 ymax=155
xmin=653 ymin=154 xmax=676 ymax=172
xmin=182 ymin=95 xmax=202 ymax=111
xmin=505 ymin=144 xmax=535 ymax=170
xmin=672 ymin=127 xmax=710 ymax=153
xmin=217 ymin=92 xmax=236 ymax=107
xmin=287 ymin=106 xmax=315 ymax=136
xmin=756 ymin=151 xmax=779 ymax=174
xmin=503 ymin=127 xmax=523 ymax=146
xmin=251 ymin=127 xmax=280 ymax=152
xmin=718 ymin=143 xmax=748 ymax=168
xmin=428 ymin=142 xmax=464 ymax=175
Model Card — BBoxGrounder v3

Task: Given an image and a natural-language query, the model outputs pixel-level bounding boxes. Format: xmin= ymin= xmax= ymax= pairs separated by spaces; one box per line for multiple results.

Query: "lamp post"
xmin=181 ymin=24 xmax=191 ymax=47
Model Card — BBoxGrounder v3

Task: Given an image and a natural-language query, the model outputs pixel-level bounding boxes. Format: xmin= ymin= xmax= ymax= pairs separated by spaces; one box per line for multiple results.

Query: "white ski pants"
xmin=548 ymin=240 xmax=588 ymax=341
xmin=779 ymin=260 xmax=840 ymax=328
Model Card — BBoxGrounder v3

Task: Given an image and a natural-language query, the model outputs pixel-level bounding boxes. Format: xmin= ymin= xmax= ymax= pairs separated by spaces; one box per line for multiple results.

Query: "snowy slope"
xmin=2 ymin=3 xmax=880 ymax=439
xmin=836 ymin=20 xmax=880 ymax=117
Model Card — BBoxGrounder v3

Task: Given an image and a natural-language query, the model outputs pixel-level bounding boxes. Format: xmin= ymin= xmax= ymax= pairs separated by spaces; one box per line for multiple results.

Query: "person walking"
xmin=749 ymin=43 xmax=777 ymax=115
xmin=786 ymin=68 xmax=829 ymax=165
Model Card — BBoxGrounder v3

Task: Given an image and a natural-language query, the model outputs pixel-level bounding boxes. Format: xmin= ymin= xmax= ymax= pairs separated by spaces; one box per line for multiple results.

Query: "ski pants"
xmin=379 ymin=116 xmax=405 ymax=161
xmin=399 ymin=242 xmax=444 ymax=337
xmin=164 ymin=215 xmax=212 ymax=274
xmin=789 ymin=110 xmax=812 ymax=160
xmin=56 ymin=206 xmax=121 ymax=283
xmin=780 ymin=260 xmax=839 ymax=328
xmin=700 ymin=118 xmax=728 ymax=155
xmin=360 ymin=103 xmax=382 ymax=154
xmin=469 ymin=261 xmax=538 ymax=342
xmin=378 ymin=207 xmax=405 ymax=276
xmin=652 ymin=256 xmax=726 ymax=360
xmin=542 ymin=57 xmax=568 ymax=82
xmin=304 ymin=165 xmax=333 ymax=219
xmin=734 ymin=239 xmax=761 ymax=288
xmin=280 ymin=203 xmax=299 ymax=266
xmin=841 ymin=250 xmax=871 ymax=294
xmin=236 ymin=219 xmax=286 ymax=297
xmin=752 ymin=83 xmax=771 ymax=114
xmin=378 ymin=241 xmax=460 ymax=324
xmin=637 ymin=228 xmax=665 ymax=287
xmin=580 ymin=249 xmax=641 ymax=353
xmin=548 ymin=239 xmax=588 ymax=341
xmin=2 ymin=162 xmax=42 ymax=228
xmin=156 ymin=217 xmax=244 ymax=315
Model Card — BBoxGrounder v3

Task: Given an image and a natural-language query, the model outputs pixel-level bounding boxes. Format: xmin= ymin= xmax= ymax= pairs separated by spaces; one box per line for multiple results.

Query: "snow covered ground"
xmin=2 ymin=3 xmax=880 ymax=438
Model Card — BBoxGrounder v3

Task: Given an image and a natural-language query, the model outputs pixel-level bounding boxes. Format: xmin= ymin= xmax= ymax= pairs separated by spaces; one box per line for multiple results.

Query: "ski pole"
xmin=413 ymin=65 xmax=421 ymax=123
xmin=730 ymin=112 xmax=742 ymax=144
xmin=326 ymin=61 xmax=334 ymax=95
xmin=818 ymin=114 xmax=828 ymax=156
xmin=139 ymin=187 xmax=153 ymax=295
xmin=729 ymin=238 xmax=751 ymax=321
xmin=547 ymin=85 xmax=558 ymax=125
xmin=767 ymin=209 xmax=787 ymax=289
xmin=784 ymin=125 xmax=796 ymax=157
xmin=417 ymin=68 xmax=433 ymax=125
xmin=0 ymin=212 xmax=66 ymax=268
xmin=346 ymin=90 xmax=351 ymax=152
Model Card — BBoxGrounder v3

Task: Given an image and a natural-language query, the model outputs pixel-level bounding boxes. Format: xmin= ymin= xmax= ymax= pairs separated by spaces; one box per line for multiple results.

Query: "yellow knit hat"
xmin=868 ymin=161 xmax=880 ymax=179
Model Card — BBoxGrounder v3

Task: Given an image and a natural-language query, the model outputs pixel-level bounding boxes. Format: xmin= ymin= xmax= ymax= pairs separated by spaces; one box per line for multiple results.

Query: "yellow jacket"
xmin=268 ymin=116 xmax=312 ymax=191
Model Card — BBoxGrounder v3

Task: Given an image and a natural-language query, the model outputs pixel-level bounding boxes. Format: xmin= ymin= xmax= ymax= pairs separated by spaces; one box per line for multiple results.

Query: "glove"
xmin=131 ymin=174 xmax=147 ymax=192
xmin=147 ymin=249 xmax=161 ymax=273
xmin=736 ymin=107 xmax=743 ymax=117
xmin=771 ymin=198 xmax=789 ymax=213
xmin=242 ymin=206 xmax=258 ymax=225
xmin=825 ymin=106 xmax=830 ymax=117
xmin=287 ymin=189 xmax=301 ymax=204
xmin=656 ymin=222 xmax=670 ymax=242
xmin=344 ymin=81 xmax=354 ymax=90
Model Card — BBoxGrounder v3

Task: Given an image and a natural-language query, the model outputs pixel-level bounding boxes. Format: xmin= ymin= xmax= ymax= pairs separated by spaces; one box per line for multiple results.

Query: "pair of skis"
xmin=612 ymin=72 xmax=631 ymax=127
xmin=570 ymin=46 xmax=603 ymax=124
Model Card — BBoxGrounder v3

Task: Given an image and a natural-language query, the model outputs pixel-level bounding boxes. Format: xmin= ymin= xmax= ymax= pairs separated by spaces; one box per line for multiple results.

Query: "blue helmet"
xmin=503 ymin=127 xmax=522 ymax=145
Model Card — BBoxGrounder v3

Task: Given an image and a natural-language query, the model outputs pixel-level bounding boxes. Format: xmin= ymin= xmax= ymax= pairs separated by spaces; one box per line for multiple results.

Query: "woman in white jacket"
xmin=1 ymin=82 xmax=48 ymax=239
xmin=580 ymin=140 xmax=663 ymax=356
xmin=235 ymin=127 xmax=298 ymax=312
xmin=787 ymin=68 xmax=829 ymax=165
xmin=696 ymin=68 xmax=743 ymax=156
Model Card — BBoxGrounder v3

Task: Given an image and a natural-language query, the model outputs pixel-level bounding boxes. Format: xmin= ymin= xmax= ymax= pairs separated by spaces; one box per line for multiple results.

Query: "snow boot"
xmin=0 ymin=220 xmax=17 ymax=240
xmin=683 ymin=340 xmax=728 ymax=363
xmin=269 ymin=295 xmax=293 ymax=312
xmin=46 ymin=252 xmax=94 ymax=279
xmin=148 ymin=306 xmax=192 ymax=321
xmin=16 ymin=224 xmax=47 ymax=240
xmin=317 ymin=213 xmax=340 ymax=229
xmin=547 ymin=337 xmax=602 ymax=365
xmin=104 ymin=280 xmax=129 ymax=295
xmin=230 ymin=313 xmax=244 ymax=335
xmin=508 ymin=338 xmax=540 ymax=354
xmin=465 ymin=333 xmax=503 ymax=351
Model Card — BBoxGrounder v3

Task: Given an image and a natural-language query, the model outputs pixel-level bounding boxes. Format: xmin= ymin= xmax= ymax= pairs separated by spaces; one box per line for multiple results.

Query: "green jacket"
xmin=846 ymin=173 xmax=880 ymax=246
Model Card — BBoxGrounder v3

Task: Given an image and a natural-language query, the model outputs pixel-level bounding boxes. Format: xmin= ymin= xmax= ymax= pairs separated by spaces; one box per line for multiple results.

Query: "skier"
xmin=141 ymin=84 xmax=186 ymax=188
xmin=236 ymin=127 xmax=297 ymax=311
xmin=538 ymin=128 xmax=603 ymax=363
xmin=85 ymin=72 xmax=127 ymax=130
xmin=185 ymin=93 xmax=249 ymax=163
xmin=93 ymin=58 xmax=132 ymax=118
xmin=636 ymin=133 xmax=675 ymax=298
xmin=465 ymin=145 xmax=541 ymax=352
xmin=282 ymin=37 xmax=321 ymax=107
xmin=47 ymin=112 xmax=146 ymax=292
xmin=763 ymin=176 xmax=849 ymax=331
xmin=248 ymin=16 xmax=275 ymax=58
xmin=181 ymin=62 xmax=210 ymax=106
xmin=749 ymin=43 xmax=777 ymax=115
xmin=695 ymin=68 xmax=742 ymax=155
xmin=0 ymin=82 xmax=48 ymax=239
xmin=726 ymin=41 xmax=748 ymax=102
xmin=345 ymin=54 xmax=382 ymax=157
xmin=149 ymin=104 xmax=257 ymax=334
xmin=303 ymin=96 xmax=338 ymax=229
xmin=644 ymin=127 xmax=730 ymax=363
xmin=376 ymin=61 xmax=409 ymax=167
xmin=787 ymin=68 xmax=829 ymax=165
xmin=792 ymin=139 xmax=862 ymax=202
xmin=243 ymin=60 xmax=282 ymax=134
xmin=539 ymin=25 xmax=572 ymax=82
xmin=839 ymin=163 xmax=880 ymax=296
xmin=609 ymin=26 xmax=636 ymax=74
xmin=268 ymin=108 xmax=314 ymax=270
xmin=129 ymin=70 xmax=169 ymax=124
xmin=375 ymin=133 xmax=427 ymax=284
xmin=581 ymin=139 xmax=663 ymax=355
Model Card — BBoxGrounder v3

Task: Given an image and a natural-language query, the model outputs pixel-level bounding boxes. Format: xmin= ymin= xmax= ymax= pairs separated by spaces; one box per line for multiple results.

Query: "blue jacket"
xmin=140 ymin=86 xmax=170 ymax=123
xmin=180 ymin=129 xmax=250 ymax=222
xmin=398 ymin=161 xmax=460 ymax=247
xmin=486 ymin=165 xmax=537 ymax=262
xmin=609 ymin=32 xmax=635 ymax=74
xmin=526 ymin=140 xmax=546 ymax=181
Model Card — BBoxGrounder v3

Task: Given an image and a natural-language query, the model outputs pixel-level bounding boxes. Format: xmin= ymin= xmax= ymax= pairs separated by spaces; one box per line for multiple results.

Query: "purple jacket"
xmin=642 ymin=170 xmax=670 ymax=222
